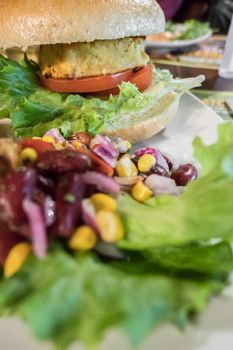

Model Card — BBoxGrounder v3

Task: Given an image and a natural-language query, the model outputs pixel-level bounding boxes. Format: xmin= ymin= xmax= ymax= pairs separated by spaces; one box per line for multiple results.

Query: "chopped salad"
xmin=0 ymin=128 xmax=197 ymax=269
xmin=1 ymin=123 xmax=233 ymax=349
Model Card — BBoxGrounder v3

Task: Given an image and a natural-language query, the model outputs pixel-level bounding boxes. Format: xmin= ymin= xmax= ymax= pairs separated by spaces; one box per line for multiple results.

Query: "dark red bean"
xmin=51 ymin=173 xmax=85 ymax=238
xmin=0 ymin=168 xmax=37 ymax=226
xmin=37 ymin=175 xmax=56 ymax=195
xmin=70 ymin=132 xmax=92 ymax=146
xmin=36 ymin=150 xmax=91 ymax=174
xmin=172 ymin=163 xmax=198 ymax=186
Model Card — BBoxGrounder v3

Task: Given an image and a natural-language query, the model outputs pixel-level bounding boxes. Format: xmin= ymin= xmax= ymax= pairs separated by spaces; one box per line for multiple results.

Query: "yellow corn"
xmin=138 ymin=154 xmax=156 ymax=173
xmin=20 ymin=147 xmax=38 ymax=163
xmin=32 ymin=137 xmax=41 ymax=140
xmin=72 ymin=141 xmax=85 ymax=150
xmin=55 ymin=143 xmax=64 ymax=150
xmin=125 ymin=140 xmax=132 ymax=151
xmin=96 ymin=210 xmax=125 ymax=243
xmin=116 ymin=156 xmax=138 ymax=177
xmin=4 ymin=242 xmax=32 ymax=278
xmin=68 ymin=225 xmax=97 ymax=251
xmin=91 ymin=193 xmax=117 ymax=212
xmin=42 ymin=135 xmax=56 ymax=144
xmin=131 ymin=181 xmax=153 ymax=202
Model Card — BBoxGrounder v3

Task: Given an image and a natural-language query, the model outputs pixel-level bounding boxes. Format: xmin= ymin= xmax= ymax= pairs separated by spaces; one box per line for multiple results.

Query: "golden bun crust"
xmin=0 ymin=0 xmax=165 ymax=49
xmin=104 ymin=92 xmax=179 ymax=144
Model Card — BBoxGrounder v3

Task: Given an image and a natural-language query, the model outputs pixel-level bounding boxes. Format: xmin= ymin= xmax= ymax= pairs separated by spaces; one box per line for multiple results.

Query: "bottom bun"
xmin=103 ymin=91 xmax=179 ymax=144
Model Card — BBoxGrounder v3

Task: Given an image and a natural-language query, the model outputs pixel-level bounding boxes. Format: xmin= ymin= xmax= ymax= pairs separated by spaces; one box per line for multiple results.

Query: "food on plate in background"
xmin=147 ymin=19 xmax=211 ymax=42
xmin=0 ymin=0 xmax=204 ymax=143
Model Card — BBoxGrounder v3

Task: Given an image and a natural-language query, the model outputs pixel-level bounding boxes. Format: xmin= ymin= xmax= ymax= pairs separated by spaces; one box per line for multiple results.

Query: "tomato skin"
xmin=78 ymin=149 xmax=114 ymax=177
xmin=21 ymin=139 xmax=55 ymax=154
xmin=39 ymin=65 xmax=152 ymax=95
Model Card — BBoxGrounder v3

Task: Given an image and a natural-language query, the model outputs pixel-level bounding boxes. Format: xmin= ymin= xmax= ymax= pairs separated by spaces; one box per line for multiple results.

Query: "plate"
xmin=145 ymin=30 xmax=212 ymax=49
xmin=1 ymin=93 xmax=233 ymax=350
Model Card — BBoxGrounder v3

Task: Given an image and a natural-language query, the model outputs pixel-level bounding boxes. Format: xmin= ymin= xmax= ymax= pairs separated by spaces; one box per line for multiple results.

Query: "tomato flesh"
xmin=39 ymin=65 xmax=152 ymax=95
xmin=21 ymin=139 xmax=55 ymax=154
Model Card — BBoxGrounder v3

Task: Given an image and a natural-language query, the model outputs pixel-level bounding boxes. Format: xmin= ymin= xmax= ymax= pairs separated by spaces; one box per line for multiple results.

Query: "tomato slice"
xmin=78 ymin=149 xmax=114 ymax=177
xmin=21 ymin=139 xmax=55 ymax=154
xmin=39 ymin=65 xmax=152 ymax=95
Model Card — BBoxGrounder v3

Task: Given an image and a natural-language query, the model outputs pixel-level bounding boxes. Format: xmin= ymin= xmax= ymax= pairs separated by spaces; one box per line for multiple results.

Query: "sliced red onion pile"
xmin=90 ymin=135 xmax=119 ymax=167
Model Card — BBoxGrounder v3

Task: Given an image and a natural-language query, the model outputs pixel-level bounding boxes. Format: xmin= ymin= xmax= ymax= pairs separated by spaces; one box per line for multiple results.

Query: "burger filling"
xmin=39 ymin=37 xmax=149 ymax=79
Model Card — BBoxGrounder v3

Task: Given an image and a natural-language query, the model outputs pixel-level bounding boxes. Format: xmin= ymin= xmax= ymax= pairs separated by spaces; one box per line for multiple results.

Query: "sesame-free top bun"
xmin=0 ymin=0 xmax=165 ymax=49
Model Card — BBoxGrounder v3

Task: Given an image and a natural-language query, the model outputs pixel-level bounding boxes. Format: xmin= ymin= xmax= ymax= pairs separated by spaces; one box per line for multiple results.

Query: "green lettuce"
xmin=0 ymin=250 xmax=225 ymax=349
xmin=0 ymin=56 xmax=203 ymax=137
xmin=144 ymin=242 xmax=233 ymax=274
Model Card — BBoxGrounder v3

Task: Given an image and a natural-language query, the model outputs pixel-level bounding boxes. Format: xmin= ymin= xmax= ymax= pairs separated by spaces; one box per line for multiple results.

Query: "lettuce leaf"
xmin=0 ymin=249 xmax=225 ymax=349
xmin=118 ymin=123 xmax=233 ymax=250
xmin=0 ymin=125 xmax=233 ymax=349
xmin=144 ymin=242 xmax=233 ymax=274
xmin=0 ymin=56 xmax=203 ymax=137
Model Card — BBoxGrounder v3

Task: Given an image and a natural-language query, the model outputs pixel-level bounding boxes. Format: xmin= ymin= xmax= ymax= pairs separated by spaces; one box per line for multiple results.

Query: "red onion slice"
xmin=83 ymin=171 xmax=120 ymax=197
xmin=90 ymin=135 xmax=119 ymax=168
xmin=44 ymin=128 xmax=74 ymax=149
xmin=81 ymin=199 xmax=99 ymax=232
xmin=114 ymin=176 xmax=143 ymax=192
xmin=22 ymin=199 xmax=48 ymax=259
xmin=114 ymin=176 xmax=143 ymax=186
xmin=145 ymin=174 xmax=184 ymax=196
xmin=44 ymin=128 xmax=66 ymax=144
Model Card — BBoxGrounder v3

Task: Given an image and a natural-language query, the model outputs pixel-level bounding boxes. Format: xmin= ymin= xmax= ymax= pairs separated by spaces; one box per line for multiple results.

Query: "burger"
xmin=0 ymin=0 xmax=203 ymax=143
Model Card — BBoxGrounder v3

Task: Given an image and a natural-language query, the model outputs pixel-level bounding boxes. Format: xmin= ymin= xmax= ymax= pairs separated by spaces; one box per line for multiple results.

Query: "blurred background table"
xmin=147 ymin=35 xmax=233 ymax=120
xmin=152 ymin=60 xmax=233 ymax=91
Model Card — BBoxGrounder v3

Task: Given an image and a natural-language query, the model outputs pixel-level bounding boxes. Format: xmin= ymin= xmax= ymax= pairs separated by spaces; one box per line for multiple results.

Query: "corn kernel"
xmin=72 ymin=141 xmax=85 ymax=150
xmin=68 ymin=225 xmax=97 ymax=251
xmin=138 ymin=154 xmax=156 ymax=173
xmin=42 ymin=135 xmax=56 ymax=144
xmin=55 ymin=143 xmax=64 ymax=150
xmin=91 ymin=193 xmax=117 ymax=212
xmin=96 ymin=210 xmax=125 ymax=243
xmin=20 ymin=147 xmax=38 ymax=164
xmin=116 ymin=156 xmax=138 ymax=177
xmin=125 ymin=140 xmax=132 ymax=150
xmin=4 ymin=242 xmax=32 ymax=278
xmin=131 ymin=181 xmax=153 ymax=202
xmin=32 ymin=137 xmax=41 ymax=140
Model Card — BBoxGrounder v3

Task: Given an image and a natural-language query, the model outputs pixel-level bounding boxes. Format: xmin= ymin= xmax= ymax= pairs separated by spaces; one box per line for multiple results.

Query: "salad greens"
xmin=1 ymin=122 xmax=233 ymax=349
xmin=0 ymin=56 xmax=203 ymax=137
xmin=166 ymin=20 xmax=211 ymax=40
xmin=0 ymin=250 xmax=226 ymax=349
